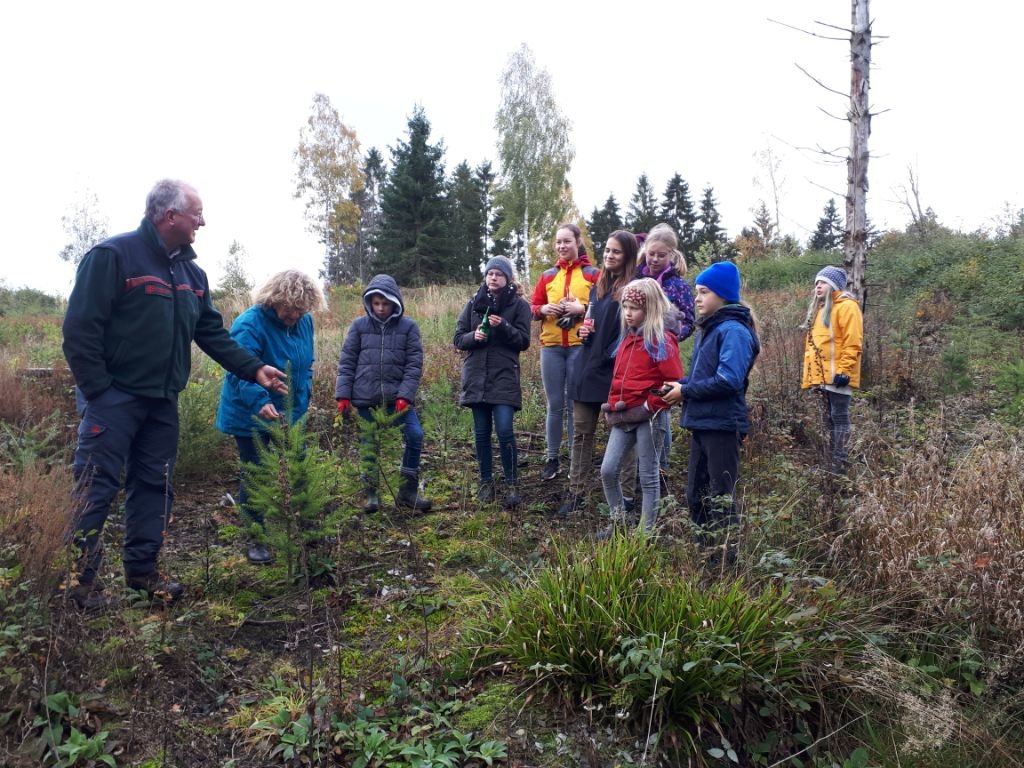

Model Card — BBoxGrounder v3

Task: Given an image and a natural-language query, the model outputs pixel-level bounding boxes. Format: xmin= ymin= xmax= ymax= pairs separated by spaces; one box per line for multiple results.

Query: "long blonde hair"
xmin=619 ymin=278 xmax=672 ymax=361
xmin=639 ymin=223 xmax=688 ymax=276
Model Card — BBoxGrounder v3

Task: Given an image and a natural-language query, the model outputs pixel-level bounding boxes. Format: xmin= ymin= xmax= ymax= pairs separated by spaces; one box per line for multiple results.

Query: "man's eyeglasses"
xmin=173 ymin=209 xmax=204 ymax=224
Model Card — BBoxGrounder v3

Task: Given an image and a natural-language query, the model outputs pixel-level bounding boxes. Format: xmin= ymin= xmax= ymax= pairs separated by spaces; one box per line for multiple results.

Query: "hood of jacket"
xmin=362 ymin=274 xmax=404 ymax=320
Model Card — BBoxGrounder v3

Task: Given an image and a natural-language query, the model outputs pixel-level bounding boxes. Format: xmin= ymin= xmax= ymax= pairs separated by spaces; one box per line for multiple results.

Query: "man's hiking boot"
xmin=125 ymin=573 xmax=184 ymax=605
xmin=65 ymin=582 xmax=112 ymax=612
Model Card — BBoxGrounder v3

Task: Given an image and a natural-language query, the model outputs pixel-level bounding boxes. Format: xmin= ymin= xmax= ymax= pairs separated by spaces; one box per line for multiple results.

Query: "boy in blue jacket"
xmin=335 ymin=275 xmax=432 ymax=513
xmin=662 ymin=261 xmax=760 ymax=541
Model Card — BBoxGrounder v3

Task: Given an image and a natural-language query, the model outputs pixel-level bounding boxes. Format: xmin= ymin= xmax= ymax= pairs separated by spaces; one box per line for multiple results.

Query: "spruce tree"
xmin=349 ymin=148 xmax=386 ymax=283
xmin=659 ymin=173 xmax=698 ymax=260
xmin=375 ymin=107 xmax=452 ymax=285
xmin=448 ymin=160 xmax=488 ymax=280
xmin=587 ymin=194 xmax=623 ymax=257
xmin=476 ymin=161 xmax=497 ymax=259
xmin=809 ymin=198 xmax=844 ymax=252
xmin=624 ymin=174 xmax=659 ymax=234
xmin=694 ymin=186 xmax=732 ymax=263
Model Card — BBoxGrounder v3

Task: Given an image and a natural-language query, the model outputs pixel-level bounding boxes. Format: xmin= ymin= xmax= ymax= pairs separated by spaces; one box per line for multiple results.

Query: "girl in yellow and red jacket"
xmin=530 ymin=223 xmax=599 ymax=482
xmin=801 ymin=266 xmax=863 ymax=475
xmin=598 ymin=278 xmax=682 ymax=533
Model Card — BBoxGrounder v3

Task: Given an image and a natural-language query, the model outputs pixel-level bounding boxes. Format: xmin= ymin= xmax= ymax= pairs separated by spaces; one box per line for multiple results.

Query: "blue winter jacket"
xmin=334 ymin=274 xmax=423 ymax=407
xmin=680 ymin=304 xmax=760 ymax=434
xmin=216 ymin=305 xmax=315 ymax=436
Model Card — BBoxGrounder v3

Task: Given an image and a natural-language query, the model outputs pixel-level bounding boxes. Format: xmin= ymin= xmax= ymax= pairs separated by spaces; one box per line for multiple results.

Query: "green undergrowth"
xmin=455 ymin=530 xmax=857 ymax=762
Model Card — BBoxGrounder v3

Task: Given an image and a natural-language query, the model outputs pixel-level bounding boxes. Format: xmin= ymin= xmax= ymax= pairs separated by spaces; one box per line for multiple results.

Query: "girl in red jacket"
xmin=598 ymin=278 xmax=683 ymax=534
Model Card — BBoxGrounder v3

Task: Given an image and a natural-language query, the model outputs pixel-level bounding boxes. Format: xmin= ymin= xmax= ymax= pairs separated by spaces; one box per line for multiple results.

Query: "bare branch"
xmin=816 ymin=106 xmax=848 ymax=122
xmin=813 ymin=20 xmax=853 ymax=34
xmin=768 ymin=17 xmax=847 ymax=40
xmin=795 ymin=63 xmax=847 ymax=98
xmin=808 ymin=177 xmax=847 ymax=199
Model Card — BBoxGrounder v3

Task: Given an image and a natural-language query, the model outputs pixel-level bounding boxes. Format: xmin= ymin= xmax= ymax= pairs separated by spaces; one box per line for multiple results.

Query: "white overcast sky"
xmin=1 ymin=1 xmax=1019 ymax=295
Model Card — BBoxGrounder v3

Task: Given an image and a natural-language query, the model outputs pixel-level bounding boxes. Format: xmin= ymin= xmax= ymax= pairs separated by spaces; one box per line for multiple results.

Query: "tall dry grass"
xmin=832 ymin=412 xmax=1024 ymax=648
xmin=0 ymin=356 xmax=77 ymax=589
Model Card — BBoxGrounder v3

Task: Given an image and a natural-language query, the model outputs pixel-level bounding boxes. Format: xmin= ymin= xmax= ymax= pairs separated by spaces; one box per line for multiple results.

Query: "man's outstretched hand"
xmin=256 ymin=365 xmax=288 ymax=394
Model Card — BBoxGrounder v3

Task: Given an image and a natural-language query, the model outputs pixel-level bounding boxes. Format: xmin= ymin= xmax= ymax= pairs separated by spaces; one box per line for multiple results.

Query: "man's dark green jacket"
xmin=63 ymin=218 xmax=261 ymax=400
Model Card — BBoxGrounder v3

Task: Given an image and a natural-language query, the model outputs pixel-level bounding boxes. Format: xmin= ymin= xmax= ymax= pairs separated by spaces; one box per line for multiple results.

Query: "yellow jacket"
xmin=802 ymin=292 xmax=863 ymax=388
xmin=529 ymin=255 xmax=600 ymax=347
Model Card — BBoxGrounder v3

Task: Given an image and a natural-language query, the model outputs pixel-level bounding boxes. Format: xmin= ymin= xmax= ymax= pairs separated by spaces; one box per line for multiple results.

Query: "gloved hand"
xmin=832 ymin=374 xmax=850 ymax=387
xmin=337 ymin=399 xmax=352 ymax=416
xmin=395 ymin=398 xmax=411 ymax=413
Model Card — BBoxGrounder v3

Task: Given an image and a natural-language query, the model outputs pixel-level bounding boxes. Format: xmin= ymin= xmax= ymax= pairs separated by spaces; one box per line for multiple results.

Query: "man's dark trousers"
xmin=72 ymin=386 xmax=178 ymax=583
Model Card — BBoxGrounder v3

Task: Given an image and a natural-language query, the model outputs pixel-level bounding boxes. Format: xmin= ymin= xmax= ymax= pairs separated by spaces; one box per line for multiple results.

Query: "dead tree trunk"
xmin=843 ymin=0 xmax=871 ymax=304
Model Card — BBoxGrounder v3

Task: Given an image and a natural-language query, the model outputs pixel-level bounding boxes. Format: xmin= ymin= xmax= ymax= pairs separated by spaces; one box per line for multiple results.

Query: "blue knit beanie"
xmin=483 ymin=256 xmax=515 ymax=284
xmin=694 ymin=261 xmax=741 ymax=303
xmin=815 ymin=265 xmax=847 ymax=292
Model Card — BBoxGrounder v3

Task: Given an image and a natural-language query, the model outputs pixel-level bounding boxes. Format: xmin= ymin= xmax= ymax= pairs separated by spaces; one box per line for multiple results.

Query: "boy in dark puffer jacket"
xmin=335 ymin=275 xmax=432 ymax=513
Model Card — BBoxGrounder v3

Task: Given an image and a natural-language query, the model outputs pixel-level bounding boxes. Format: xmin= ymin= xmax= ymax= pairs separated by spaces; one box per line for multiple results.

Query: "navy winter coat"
xmin=454 ymin=284 xmax=531 ymax=409
xmin=680 ymin=304 xmax=760 ymax=434
xmin=334 ymin=275 xmax=423 ymax=407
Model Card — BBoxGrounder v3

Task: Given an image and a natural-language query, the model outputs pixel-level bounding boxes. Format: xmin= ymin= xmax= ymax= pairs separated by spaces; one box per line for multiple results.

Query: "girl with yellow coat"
xmin=801 ymin=266 xmax=863 ymax=475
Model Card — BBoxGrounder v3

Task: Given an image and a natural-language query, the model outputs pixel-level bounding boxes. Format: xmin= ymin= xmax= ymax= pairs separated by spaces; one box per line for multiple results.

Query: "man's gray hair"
xmin=145 ymin=179 xmax=194 ymax=222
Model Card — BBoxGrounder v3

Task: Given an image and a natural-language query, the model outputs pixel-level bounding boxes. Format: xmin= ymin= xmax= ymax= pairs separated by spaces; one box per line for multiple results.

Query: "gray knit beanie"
xmin=483 ymin=256 xmax=515 ymax=283
xmin=815 ymin=266 xmax=847 ymax=292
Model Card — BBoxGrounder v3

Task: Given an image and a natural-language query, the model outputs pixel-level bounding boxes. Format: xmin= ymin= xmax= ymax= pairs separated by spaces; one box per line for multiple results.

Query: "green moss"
xmin=455 ymin=681 xmax=518 ymax=734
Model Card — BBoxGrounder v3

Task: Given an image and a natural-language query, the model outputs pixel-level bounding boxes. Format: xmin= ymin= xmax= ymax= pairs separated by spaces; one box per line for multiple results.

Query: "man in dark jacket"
xmin=62 ymin=179 xmax=287 ymax=609
xmin=335 ymin=274 xmax=432 ymax=513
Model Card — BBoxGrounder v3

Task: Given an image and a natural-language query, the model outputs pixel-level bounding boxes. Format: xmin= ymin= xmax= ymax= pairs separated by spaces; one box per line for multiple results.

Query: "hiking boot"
xmin=125 ymin=573 xmax=184 ymax=604
xmin=541 ymin=458 xmax=560 ymax=481
xmin=362 ymin=489 xmax=380 ymax=514
xmin=477 ymin=480 xmax=496 ymax=503
xmin=65 ymin=582 xmax=112 ymax=612
xmin=247 ymin=542 xmax=274 ymax=564
xmin=397 ymin=474 xmax=432 ymax=513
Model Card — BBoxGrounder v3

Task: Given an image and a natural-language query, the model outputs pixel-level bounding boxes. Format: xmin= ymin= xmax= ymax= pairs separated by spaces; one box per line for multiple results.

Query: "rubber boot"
xmin=397 ymin=473 xmax=432 ymax=512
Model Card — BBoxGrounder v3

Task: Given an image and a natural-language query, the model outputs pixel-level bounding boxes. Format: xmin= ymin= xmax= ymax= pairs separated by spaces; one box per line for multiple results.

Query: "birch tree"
xmin=494 ymin=44 xmax=575 ymax=277
xmin=59 ymin=190 xmax=109 ymax=266
xmin=293 ymin=93 xmax=364 ymax=286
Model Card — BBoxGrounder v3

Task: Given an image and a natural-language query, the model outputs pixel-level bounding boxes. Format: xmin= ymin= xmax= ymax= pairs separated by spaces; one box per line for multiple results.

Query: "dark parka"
xmin=62 ymin=217 xmax=262 ymax=401
xmin=334 ymin=275 xmax=423 ymax=407
xmin=453 ymin=284 xmax=531 ymax=409
xmin=568 ymin=285 xmax=621 ymax=404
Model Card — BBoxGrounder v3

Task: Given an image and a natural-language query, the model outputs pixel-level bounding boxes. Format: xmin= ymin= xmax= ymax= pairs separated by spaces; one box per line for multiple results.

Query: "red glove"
xmin=337 ymin=399 xmax=351 ymax=415
xmin=394 ymin=398 xmax=410 ymax=413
